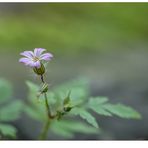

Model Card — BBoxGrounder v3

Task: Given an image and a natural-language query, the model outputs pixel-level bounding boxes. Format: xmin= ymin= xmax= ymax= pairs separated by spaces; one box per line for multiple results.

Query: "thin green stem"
xmin=44 ymin=92 xmax=52 ymax=118
xmin=41 ymin=75 xmax=45 ymax=83
xmin=40 ymin=75 xmax=50 ymax=117
xmin=38 ymin=74 xmax=51 ymax=140
xmin=39 ymin=119 xmax=50 ymax=140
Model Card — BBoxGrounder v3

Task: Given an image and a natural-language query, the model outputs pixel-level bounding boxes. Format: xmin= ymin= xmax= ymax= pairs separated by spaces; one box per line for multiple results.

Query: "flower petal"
xmin=20 ymin=51 xmax=34 ymax=59
xmin=19 ymin=58 xmax=35 ymax=67
xmin=19 ymin=58 xmax=31 ymax=64
xmin=31 ymin=61 xmax=41 ymax=68
xmin=40 ymin=53 xmax=53 ymax=61
xmin=34 ymin=48 xmax=46 ymax=57
xmin=25 ymin=60 xmax=34 ymax=66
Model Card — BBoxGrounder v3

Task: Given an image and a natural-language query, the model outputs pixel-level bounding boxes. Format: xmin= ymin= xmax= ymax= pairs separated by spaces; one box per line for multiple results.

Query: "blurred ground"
xmin=0 ymin=3 xmax=148 ymax=140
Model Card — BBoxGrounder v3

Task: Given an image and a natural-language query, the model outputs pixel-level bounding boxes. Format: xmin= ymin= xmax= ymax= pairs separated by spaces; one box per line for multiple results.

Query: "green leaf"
xmin=104 ymin=103 xmax=141 ymax=119
xmin=23 ymin=105 xmax=46 ymax=121
xmin=26 ymin=81 xmax=39 ymax=92
xmin=89 ymin=97 xmax=109 ymax=105
xmin=54 ymin=78 xmax=89 ymax=91
xmin=70 ymin=107 xmax=99 ymax=128
xmin=63 ymin=91 xmax=71 ymax=105
xmin=26 ymin=80 xmax=46 ymax=110
xmin=50 ymin=119 xmax=99 ymax=139
xmin=53 ymin=78 xmax=89 ymax=101
xmin=88 ymin=97 xmax=141 ymax=119
xmin=52 ymin=120 xmax=99 ymax=135
xmin=26 ymin=81 xmax=41 ymax=101
xmin=0 ymin=123 xmax=17 ymax=138
xmin=0 ymin=100 xmax=23 ymax=121
xmin=89 ymin=106 xmax=112 ymax=116
xmin=88 ymin=97 xmax=112 ymax=116
xmin=51 ymin=121 xmax=74 ymax=138
xmin=25 ymin=81 xmax=56 ymax=122
xmin=0 ymin=78 xmax=13 ymax=104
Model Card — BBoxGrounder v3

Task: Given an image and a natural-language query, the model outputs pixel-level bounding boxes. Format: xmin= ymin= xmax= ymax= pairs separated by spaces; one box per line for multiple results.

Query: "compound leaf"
xmin=70 ymin=107 xmax=99 ymax=128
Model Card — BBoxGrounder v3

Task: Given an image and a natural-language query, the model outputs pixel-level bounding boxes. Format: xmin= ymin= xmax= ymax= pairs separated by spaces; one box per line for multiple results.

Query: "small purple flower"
xmin=19 ymin=48 xmax=53 ymax=68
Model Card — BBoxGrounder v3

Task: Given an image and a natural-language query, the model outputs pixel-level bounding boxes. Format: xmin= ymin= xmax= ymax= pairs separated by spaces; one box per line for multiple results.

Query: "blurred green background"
xmin=0 ymin=3 xmax=148 ymax=140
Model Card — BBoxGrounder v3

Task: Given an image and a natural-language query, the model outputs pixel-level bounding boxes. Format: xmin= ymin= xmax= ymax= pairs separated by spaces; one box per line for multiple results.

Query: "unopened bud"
xmin=64 ymin=106 xmax=72 ymax=112
xmin=40 ymin=82 xmax=48 ymax=93
xmin=33 ymin=63 xmax=45 ymax=75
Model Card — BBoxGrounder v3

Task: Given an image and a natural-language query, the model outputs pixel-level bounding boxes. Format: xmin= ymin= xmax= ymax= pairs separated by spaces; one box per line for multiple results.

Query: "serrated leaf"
xmin=89 ymin=106 xmax=112 ymax=116
xmin=88 ymin=97 xmax=112 ymax=116
xmin=0 ymin=78 xmax=13 ymax=104
xmin=89 ymin=97 xmax=109 ymax=105
xmin=70 ymin=107 xmax=99 ymax=128
xmin=0 ymin=123 xmax=17 ymax=138
xmin=104 ymin=103 xmax=141 ymax=119
xmin=0 ymin=100 xmax=23 ymax=121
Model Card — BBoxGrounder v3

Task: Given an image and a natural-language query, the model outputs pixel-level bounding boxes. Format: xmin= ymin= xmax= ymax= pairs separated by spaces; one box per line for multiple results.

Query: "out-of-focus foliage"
xmin=25 ymin=78 xmax=141 ymax=139
xmin=0 ymin=124 xmax=17 ymax=138
xmin=0 ymin=78 xmax=23 ymax=139
xmin=0 ymin=78 xmax=13 ymax=104
xmin=50 ymin=120 xmax=98 ymax=138
xmin=1 ymin=3 xmax=148 ymax=55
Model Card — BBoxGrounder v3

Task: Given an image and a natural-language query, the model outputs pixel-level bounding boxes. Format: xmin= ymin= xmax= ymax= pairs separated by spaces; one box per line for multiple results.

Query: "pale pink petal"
xmin=30 ymin=61 xmax=41 ymax=68
xmin=26 ymin=61 xmax=34 ymax=67
xmin=40 ymin=53 xmax=53 ymax=61
xmin=20 ymin=51 xmax=34 ymax=59
xmin=19 ymin=58 xmax=31 ymax=64
xmin=34 ymin=48 xmax=46 ymax=57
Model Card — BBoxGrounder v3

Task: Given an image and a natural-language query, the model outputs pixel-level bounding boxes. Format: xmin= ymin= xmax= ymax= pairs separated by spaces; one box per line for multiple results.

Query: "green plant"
xmin=24 ymin=78 xmax=141 ymax=139
xmin=0 ymin=79 xmax=23 ymax=139
xmin=19 ymin=48 xmax=141 ymax=140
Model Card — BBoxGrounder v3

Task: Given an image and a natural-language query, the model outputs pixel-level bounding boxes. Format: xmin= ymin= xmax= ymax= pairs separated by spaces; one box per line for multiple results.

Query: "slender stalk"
xmin=40 ymin=75 xmax=50 ymax=115
xmin=44 ymin=92 xmax=52 ymax=118
xmin=39 ymin=119 xmax=50 ymax=140
xmin=41 ymin=75 xmax=45 ymax=83
xmin=38 ymin=75 xmax=51 ymax=140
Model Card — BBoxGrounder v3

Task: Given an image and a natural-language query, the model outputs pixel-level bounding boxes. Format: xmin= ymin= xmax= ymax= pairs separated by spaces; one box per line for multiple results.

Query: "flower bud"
xmin=36 ymin=83 xmax=48 ymax=99
xmin=64 ymin=106 xmax=72 ymax=112
xmin=33 ymin=63 xmax=45 ymax=75
xmin=40 ymin=82 xmax=48 ymax=93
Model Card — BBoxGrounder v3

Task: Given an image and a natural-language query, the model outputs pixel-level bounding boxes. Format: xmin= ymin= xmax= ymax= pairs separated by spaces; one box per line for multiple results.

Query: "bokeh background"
xmin=0 ymin=3 xmax=148 ymax=140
